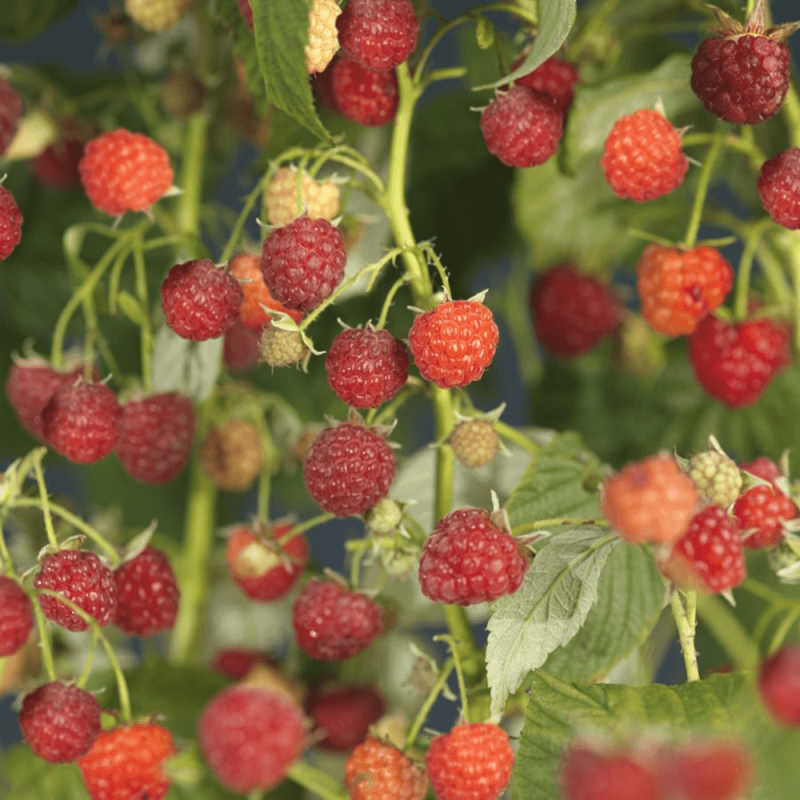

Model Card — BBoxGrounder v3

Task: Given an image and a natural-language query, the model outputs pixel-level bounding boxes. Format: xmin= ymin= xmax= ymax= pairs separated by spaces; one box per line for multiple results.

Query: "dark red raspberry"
xmin=601 ymin=109 xmax=688 ymax=203
xmin=661 ymin=505 xmax=746 ymax=593
xmin=345 ymin=736 xmax=427 ymax=800
xmin=688 ymin=314 xmax=791 ymax=408
xmin=665 ymin=740 xmax=753 ymax=800
xmin=115 ymin=392 xmax=195 ymax=485
xmin=41 ymin=382 xmax=122 ymax=464
xmin=0 ymin=576 xmax=34 ymax=657
xmin=0 ymin=185 xmax=23 ymax=261
xmin=224 ymin=319 xmax=261 ymax=373
xmin=161 ymin=258 xmax=243 ymax=341
xmin=0 ymin=79 xmax=24 ymax=156
xmin=759 ymin=644 xmax=800 ymax=726
xmin=331 ymin=56 xmax=399 ymax=126
xmin=529 ymin=265 xmax=623 ymax=358
xmin=198 ymin=686 xmax=305 ymax=793
xmin=210 ymin=647 xmax=276 ymax=680
xmin=226 ymin=523 xmax=309 ymax=602
xmin=480 ymin=85 xmax=563 ymax=168
xmin=19 ymin=681 xmax=101 ymax=763
xmin=292 ymin=579 xmax=384 ymax=661
xmin=426 ymin=723 xmax=515 ymax=800
xmin=758 ymin=147 xmax=800 ymax=229
xmin=691 ymin=34 xmax=790 ymax=124
xmin=307 ymin=684 xmax=386 ymax=751
xmin=237 ymin=0 xmax=253 ymax=28
xmin=336 ymin=0 xmax=419 ymax=71
xmin=418 ymin=508 xmax=529 ymax=605
xmin=304 ymin=422 xmax=396 ymax=517
xmin=31 ymin=137 xmax=85 ymax=190
xmin=113 ymin=546 xmax=179 ymax=637
xmin=734 ymin=484 xmax=797 ymax=549
xmin=313 ymin=56 xmax=340 ymax=112
xmin=260 ymin=216 xmax=346 ymax=312
xmin=740 ymin=456 xmax=782 ymax=483
xmin=326 ymin=327 xmax=409 ymax=408
xmin=512 ymin=53 xmax=579 ymax=113
xmin=34 ymin=550 xmax=117 ymax=632
xmin=408 ymin=299 xmax=499 ymax=389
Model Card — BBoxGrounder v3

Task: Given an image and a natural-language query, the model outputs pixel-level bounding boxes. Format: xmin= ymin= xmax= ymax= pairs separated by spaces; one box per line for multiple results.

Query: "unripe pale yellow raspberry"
xmin=306 ymin=0 xmax=341 ymax=74
xmin=124 ymin=0 xmax=193 ymax=32
xmin=264 ymin=167 xmax=340 ymax=227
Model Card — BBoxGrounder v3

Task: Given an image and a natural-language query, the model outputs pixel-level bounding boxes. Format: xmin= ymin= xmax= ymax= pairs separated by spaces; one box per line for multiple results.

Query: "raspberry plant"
xmin=4 ymin=0 xmax=800 ymax=798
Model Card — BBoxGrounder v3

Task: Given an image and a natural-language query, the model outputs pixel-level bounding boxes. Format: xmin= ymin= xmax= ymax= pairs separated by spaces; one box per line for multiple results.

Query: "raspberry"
xmin=326 ymin=327 xmax=409 ymax=408
xmin=688 ymin=314 xmax=791 ymax=409
xmin=691 ymin=33 xmax=790 ymax=124
xmin=560 ymin=743 xmax=665 ymax=800
xmin=260 ymin=216 xmax=347 ymax=312
xmin=115 ymin=392 xmax=195 ymax=485
xmin=211 ymin=647 xmax=276 ymax=680
xmin=425 ymin=722 xmax=514 ymax=800
xmin=733 ymin=484 xmax=797 ymax=549
xmin=688 ymin=449 xmax=742 ymax=508
xmin=449 ymin=419 xmax=499 ymax=469
xmin=113 ymin=546 xmax=180 ymax=636
xmin=313 ymin=55 xmax=340 ymax=112
xmin=602 ymin=454 xmax=700 ymax=545
xmin=79 ymin=129 xmax=173 ymax=216
xmin=0 ymin=79 xmax=24 ymax=156
xmin=0 ymin=576 xmax=34 ymax=657
xmin=511 ymin=53 xmax=579 ymax=113
xmin=41 ymin=382 xmax=122 ymax=464
xmin=665 ymin=740 xmax=753 ymax=800
xmin=161 ymin=258 xmax=243 ymax=341
xmin=259 ymin=326 xmax=307 ymax=368
xmin=336 ymin=0 xmax=419 ymax=71
xmin=77 ymin=723 xmax=176 ymax=800
xmin=757 ymin=147 xmax=800 ymax=229
xmin=264 ymin=167 xmax=340 ymax=228
xmin=31 ymin=137 xmax=85 ymax=190
xmin=740 ymin=456 xmax=782 ymax=483
xmin=124 ymin=0 xmax=192 ymax=32
xmin=0 ymin=185 xmax=23 ymax=261
xmin=226 ymin=523 xmax=309 ymax=602
xmin=330 ymin=56 xmax=399 ymax=126
xmin=292 ymin=579 xmax=384 ymax=660
xmin=345 ymin=736 xmax=427 ymax=800
xmin=198 ymin=686 xmax=305 ymax=793
xmin=199 ymin=419 xmax=262 ymax=492
xmin=419 ymin=507 xmax=528 ymax=605
xmin=306 ymin=0 xmax=342 ymax=74
xmin=529 ymin=265 xmax=624 ymax=358
xmin=480 ymin=85 xmax=563 ymax=168
xmin=34 ymin=550 xmax=117 ymax=632
xmin=661 ymin=505 xmax=746 ymax=593
xmin=224 ymin=319 xmax=261 ymax=373
xmin=601 ymin=109 xmax=688 ymax=203
xmin=303 ymin=422 xmax=397 ymax=517
xmin=408 ymin=299 xmax=499 ymax=389
xmin=758 ymin=644 xmax=800 ymax=726
xmin=237 ymin=0 xmax=252 ymax=28
xmin=19 ymin=681 xmax=100 ymax=763
xmin=308 ymin=684 xmax=386 ymax=751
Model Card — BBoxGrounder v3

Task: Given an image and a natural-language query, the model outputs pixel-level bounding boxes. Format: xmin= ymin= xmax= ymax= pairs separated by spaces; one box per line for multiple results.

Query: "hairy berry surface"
xmin=0 ymin=185 xmax=23 ymax=261
xmin=758 ymin=147 xmax=800 ymax=229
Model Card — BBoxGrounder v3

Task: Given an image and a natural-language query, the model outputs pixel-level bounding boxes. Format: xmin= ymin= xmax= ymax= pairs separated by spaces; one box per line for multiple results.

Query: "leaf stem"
xmin=436 ymin=635 xmax=470 ymax=722
xmin=670 ymin=590 xmax=700 ymax=682
xmin=29 ymin=590 xmax=57 ymax=681
xmin=404 ymin=657 xmax=455 ymax=751
xmin=376 ymin=276 xmax=409 ymax=330
xmin=682 ymin=132 xmax=723 ymax=249
xmin=494 ymin=421 xmax=540 ymax=456
xmin=132 ymin=232 xmax=154 ymax=393
xmin=696 ymin=592 xmax=760 ymax=670
xmin=177 ymin=112 xmax=210 ymax=246
xmin=32 ymin=451 xmax=58 ymax=549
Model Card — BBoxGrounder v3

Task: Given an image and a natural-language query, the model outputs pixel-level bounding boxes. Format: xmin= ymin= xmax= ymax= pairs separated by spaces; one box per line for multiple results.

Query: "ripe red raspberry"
xmin=688 ymin=314 xmax=791 ymax=409
xmin=198 ymin=685 xmax=305 ymax=793
xmin=326 ymin=327 xmax=409 ymax=408
xmin=113 ymin=546 xmax=180 ymax=636
xmin=19 ymin=681 xmax=101 ymax=763
xmin=409 ymin=299 xmax=499 ymax=389
xmin=337 ymin=0 xmax=419 ymax=71
xmin=560 ymin=743 xmax=665 ymax=800
xmin=34 ymin=550 xmax=117 ymax=632
xmin=529 ymin=265 xmax=623 ymax=358
xmin=661 ymin=505 xmax=746 ymax=593
xmin=740 ymin=456 xmax=782 ymax=483
xmin=418 ymin=507 xmax=529 ymax=605
xmin=292 ymin=579 xmax=384 ymax=661
xmin=210 ymin=647 xmax=276 ymax=680
xmin=199 ymin=419 xmax=262 ymax=492
xmin=31 ymin=138 xmax=85 ymax=190
xmin=77 ymin=723 xmax=176 ymax=800
xmin=602 ymin=454 xmax=700 ymax=545
xmin=41 ymin=382 xmax=122 ymax=464
xmin=161 ymin=258 xmax=243 ymax=341
xmin=511 ymin=53 xmax=579 ymax=113
xmin=426 ymin=723 xmax=514 ymax=800
xmin=345 ymin=736 xmax=427 ymax=800
xmin=224 ymin=319 xmax=261 ymax=373
xmin=313 ymin=55 xmax=340 ymax=112
xmin=0 ymin=79 xmax=24 ymax=156
xmin=237 ymin=0 xmax=253 ymax=27
xmin=331 ymin=56 xmax=399 ymax=126
xmin=449 ymin=419 xmax=499 ymax=469
xmin=757 ymin=147 xmax=800 ymax=229
xmin=480 ymin=85 xmax=563 ymax=168
xmin=115 ymin=392 xmax=195 ymax=484
xmin=260 ymin=216 xmax=346 ymax=312
xmin=226 ymin=523 xmax=309 ymax=601
xmin=733 ymin=483 xmax=797 ymax=549
xmin=0 ymin=185 xmax=23 ymax=261
xmin=691 ymin=33 xmax=790 ymax=124
xmin=124 ymin=0 xmax=192 ymax=32
xmin=308 ymin=684 xmax=386 ymax=751
xmin=303 ymin=422 xmax=397 ymax=517
xmin=79 ymin=129 xmax=173 ymax=216
xmin=758 ymin=644 xmax=800 ymax=726
xmin=0 ymin=576 xmax=34 ymax=657
xmin=665 ymin=740 xmax=753 ymax=800
xmin=601 ymin=109 xmax=688 ymax=203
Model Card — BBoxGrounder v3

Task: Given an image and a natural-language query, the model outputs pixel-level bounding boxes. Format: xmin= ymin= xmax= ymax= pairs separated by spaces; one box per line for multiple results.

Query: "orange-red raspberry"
xmin=758 ymin=147 xmax=800 ymax=229
xmin=330 ymin=56 xmax=399 ymax=126
xmin=345 ymin=736 xmax=427 ymax=800
xmin=0 ymin=185 xmax=23 ymax=261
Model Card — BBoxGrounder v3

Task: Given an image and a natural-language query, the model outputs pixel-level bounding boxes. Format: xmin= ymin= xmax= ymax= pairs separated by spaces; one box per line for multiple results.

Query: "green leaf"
xmin=250 ymin=0 xmax=329 ymax=141
xmin=0 ymin=0 xmax=78 ymax=41
xmin=151 ymin=324 xmax=223 ymax=403
xmin=475 ymin=16 xmax=496 ymax=50
xmin=486 ymin=525 xmax=619 ymax=715
xmin=0 ymin=745 xmax=86 ymax=798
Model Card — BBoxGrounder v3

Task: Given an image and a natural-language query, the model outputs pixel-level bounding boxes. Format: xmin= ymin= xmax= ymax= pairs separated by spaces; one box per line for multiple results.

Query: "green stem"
xmin=569 ymin=0 xmax=620 ymax=59
xmin=376 ymin=276 xmax=409 ymax=329
xmin=132 ymin=233 xmax=153 ymax=393
xmin=756 ymin=240 xmax=795 ymax=311
xmin=219 ymin=167 xmax=275 ymax=264
xmin=404 ymin=657 xmax=455 ymax=751
xmin=437 ymin=635 xmax=470 ymax=722
xmin=696 ymin=593 xmax=760 ymax=670
xmin=432 ymin=386 xmax=456 ymax=520
xmin=768 ymin=606 xmax=800 ymax=655
xmin=287 ymin=762 xmax=348 ymax=800
xmin=783 ymin=85 xmax=800 ymax=149
xmin=494 ymin=421 xmax=540 ymax=456
xmin=280 ymin=513 xmax=336 ymax=543
xmin=733 ymin=224 xmax=766 ymax=320
xmin=32 ymin=452 xmax=58 ymax=548
xmin=511 ymin=517 xmax=607 ymax=537
xmin=29 ymin=591 xmax=57 ymax=681
xmin=670 ymin=591 xmax=700 ymax=682
xmin=177 ymin=113 xmax=210 ymax=245
xmin=683 ymin=133 xmax=723 ymax=249
xmin=372 ymin=380 xmax=424 ymax=426
xmin=740 ymin=576 xmax=795 ymax=606
xmin=77 ymin=628 xmax=100 ymax=688
xmin=681 ymin=132 xmax=766 ymax=170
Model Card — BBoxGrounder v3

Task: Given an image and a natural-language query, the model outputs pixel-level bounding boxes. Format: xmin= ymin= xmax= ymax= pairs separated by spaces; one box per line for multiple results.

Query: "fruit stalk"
xmin=670 ymin=590 xmax=700 ymax=682
xmin=696 ymin=593 xmax=760 ymax=670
